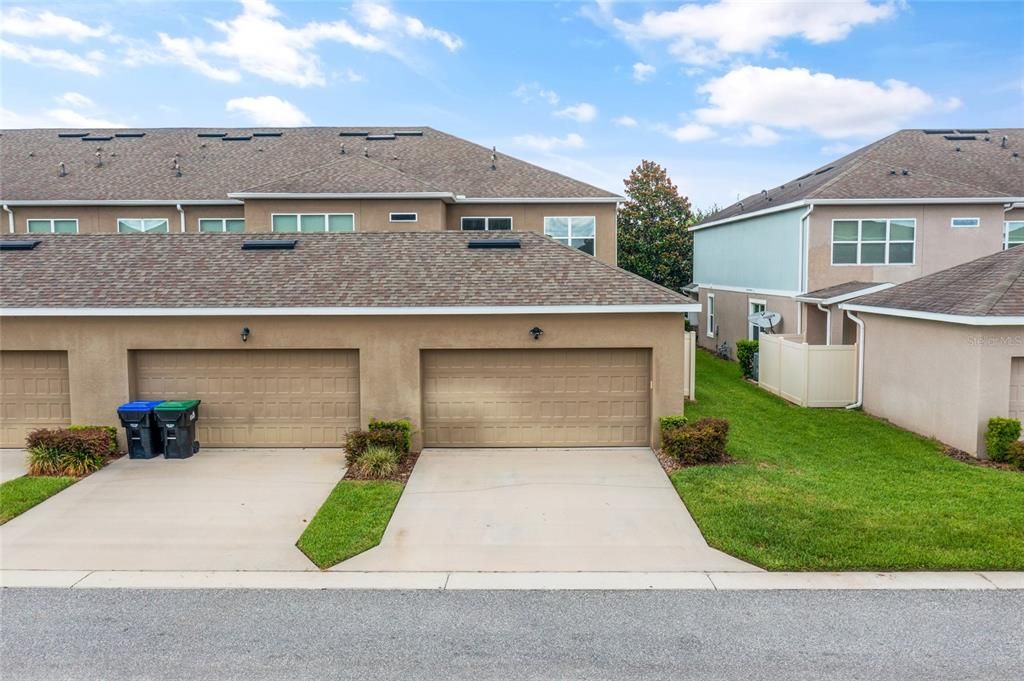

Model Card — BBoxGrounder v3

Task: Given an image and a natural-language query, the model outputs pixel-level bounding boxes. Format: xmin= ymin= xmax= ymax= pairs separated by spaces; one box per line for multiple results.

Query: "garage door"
xmin=422 ymin=349 xmax=651 ymax=447
xmin=0 ymin=351 xmax=71 ymax=447
xmin=1011 ymin=358 xmax=1024 ymax=426
xmin=132 ymin=350 xmax=359 ymax=447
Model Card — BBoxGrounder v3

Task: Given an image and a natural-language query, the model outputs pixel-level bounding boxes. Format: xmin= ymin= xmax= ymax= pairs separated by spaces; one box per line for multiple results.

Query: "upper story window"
xmin=461 ymin=217 xmax=512 ymax=231
xmin=27 ymin=218 xmax=78 ymax=234
xmin=118 ymin=218 xmax=168 ymax=233
xmin=1006 ymin=221 xmax=1024 ymax=249
xmin=271 ymin=213 xmax=354 ymax=233
xmin=544 ymin=216 xmax=595 ymax=255
xmin=199 ymin=218 xmax=245 ymax=233
xmin=951 ymin=217 xmax=980 ymax=228
xmin=389 ymin=212 xmax=417 ymax=223
xmin=831 ymin=218 xmax=915 ymax=265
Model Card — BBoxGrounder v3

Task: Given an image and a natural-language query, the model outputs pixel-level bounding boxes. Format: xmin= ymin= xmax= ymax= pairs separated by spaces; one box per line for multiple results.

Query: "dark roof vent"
xmin=81 ymin=135 xmax=113 ymax=142
xmin=923 ymin=129 xmax=956 ymax=135
xmin=468 ymin=239 xmax=521 ymax=249
xmin=814 ymin=166 xmax=834 ymax=175
xmin=0 ymin=240 xmax=42 ymax=251
xmin=957 ymin=129 xmax=989 ymax=134
xmin=58 ymin=131 xmax=89 ymax=138
xmin=393 ymin=130 xmax=423 ymax=136
xmin=252 ymin=131 xmax=283 ymax=137
xmin=222 ymin=135 xmax=253 ymax=141
xmin=339 ymin=131 xmax=369 ymax=137
xmin=242 ymin=239 xmax=298 ymax=251
xmin=114 ymin=132 xmax=145 ymax=138
xmin=366 ymin=134 xmax=396 ymax=141
xmin=197 ymin=132 xmax=227 ymax=138
xmin=944 ymin=134 xmax=976 ymax=141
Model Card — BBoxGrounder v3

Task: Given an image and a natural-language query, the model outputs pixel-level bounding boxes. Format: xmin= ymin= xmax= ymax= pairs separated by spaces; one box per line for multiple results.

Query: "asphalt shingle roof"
xmin=702 ymin=128 xmax=1024 ymax=223
xmin=849 ymin=247 xmax=1024 ymax=317
xmin=0 ymin=127 xmax=620 ymax=201
xmin=0 ymin=232 xmax=690 ymax=309
xmin=799 ymin=281 xmax=886 ymax=301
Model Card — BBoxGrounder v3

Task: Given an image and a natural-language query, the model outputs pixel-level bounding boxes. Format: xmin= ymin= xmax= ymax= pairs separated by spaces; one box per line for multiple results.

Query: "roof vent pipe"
xmin=58 ymin=161 xmax=67 ymax=177
xmin=172 ymin=157 xmax=181 ymax=177
xmin=1002 ymin=136 xmax=1009 ymax=149
xmin=491 ymin=146 xmax=497 ymax=171
xmin=363 ymin=147 xmax=369 ymax=158
xmin=94 ymin=149 xmax=103 ymax=167
xmin=340 ymin=143 xmax=346 ymax=155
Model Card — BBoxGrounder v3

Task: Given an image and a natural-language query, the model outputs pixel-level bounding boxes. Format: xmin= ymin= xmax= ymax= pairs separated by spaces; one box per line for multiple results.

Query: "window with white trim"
xmin=271 ymin=213 xmax=354 ymax=233
xmin=749 ymin=299 xmax=766 ymax=341
xmin=706 ymin=294 xmax=716 ymax=338
xmin=199 ymin=218 xmax=245 ymax=233
xmin=1006 ymin=221 xmax=1024 ymax=249
xmin=117 ymin=218 xmax=169 ymax=233
xmin=831 ymin=218 xmax=915 ymax=265
xmin=460 ymin=217 xmax=512 ymax=231
xmin=27 ymin=218 xmax=78 ymax=234
xmin=544 ymin=216 xmax=595 ymax=255
xmin=389 ymin=212 xmax=417 ymax=223
xmin=951 ymin=217 xmax=980 ymax=228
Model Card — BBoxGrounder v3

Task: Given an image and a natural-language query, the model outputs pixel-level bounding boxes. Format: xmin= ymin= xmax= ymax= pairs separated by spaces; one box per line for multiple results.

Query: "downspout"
xmin=817 ymin=303 xmax=832 ymax=345
xmin=797 ymin=203 xmax=814 ymax=335
xmin=176 ymin=203 xmax=185 ymax=233
xmin=3 ymin=204 xmax=13 ymax=233
xmin=846 ymin=310 xmax=865 ymax=409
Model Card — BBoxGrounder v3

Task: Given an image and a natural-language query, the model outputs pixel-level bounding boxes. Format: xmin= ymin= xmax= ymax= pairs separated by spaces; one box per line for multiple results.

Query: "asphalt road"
xmin=2 ymin=588 xmax=1021 ymax=680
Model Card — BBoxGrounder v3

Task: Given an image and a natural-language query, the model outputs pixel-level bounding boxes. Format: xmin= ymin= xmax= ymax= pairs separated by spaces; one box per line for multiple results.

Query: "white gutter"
xmin=227 ymin=191 xmax=456 ymax=201
xmin=690 ymin=201 xmax=808 ymax=231
xmin=795 ymin=283 xmax=896 ymax=305
xmin=176 ymin=204 xmax=185 ymax=233
xmin=453 ymin=197 xmax=622 ymax=204
xmin=1006 ymin=202 xmax=1024 ymax=212
xmin=839 ymin=303 xmax=1024 ymax=327
xmin=846 ymin=311 xmax=865 ymax=409
xmin=817 ymin=303 xmax=832 ymax=345
xmin=2 ymin=204 xmax=13 ymax=234
xmin=0 ymin=304 xmax=701 ymax=318
xmin=0 ymin=200 xmax=242 ymax=206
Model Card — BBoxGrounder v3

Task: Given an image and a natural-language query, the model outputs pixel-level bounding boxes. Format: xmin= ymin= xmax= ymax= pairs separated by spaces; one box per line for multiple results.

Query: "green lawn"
xmin=673 ymin=350 xmax=1024 ymax=571
xmin=0 ymin=476 xmax=76 ymax=525
xmin=297 ymin=480 xmax=404 ymax=569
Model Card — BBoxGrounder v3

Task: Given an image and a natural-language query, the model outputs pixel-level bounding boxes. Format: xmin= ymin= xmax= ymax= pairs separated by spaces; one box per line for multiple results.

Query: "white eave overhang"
xmin=224 ymin=192 xmax=623 ymax=204
xmin=0 ymin=304 xmax=699 ymax=317
xmin=795 ymin=283 xmax=895 ymax=305
xmin=0 ymin=199 xmax=243 ymax=206
xmin=838 ymin=303 xmax=1024 ymax=327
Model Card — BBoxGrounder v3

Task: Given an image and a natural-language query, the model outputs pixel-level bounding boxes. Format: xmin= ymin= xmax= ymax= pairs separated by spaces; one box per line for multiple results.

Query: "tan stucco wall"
xmin=446 ymin=202 xmax=618 ymax=265
xmin=242 ymin=198 xmax=448 ymax=232
xmin=803 ymin=302 xmax=857 ymax=346
xmin=808 ymin=203 xmax=1007 ymax=290
xmin=0 ymin=312 xmax=687 ymax=450
xmin=696 ymin=287 xmax=799 ymax=357
xmin=7 ymin=205 xmax=195 ymax=234
xmin=860 ymin=313 xmax=1023 ymax=456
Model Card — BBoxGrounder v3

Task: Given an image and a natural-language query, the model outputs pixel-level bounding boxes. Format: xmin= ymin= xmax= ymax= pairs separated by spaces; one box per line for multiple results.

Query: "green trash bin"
xmin=154 ymin=400 xmax=201 ymax=459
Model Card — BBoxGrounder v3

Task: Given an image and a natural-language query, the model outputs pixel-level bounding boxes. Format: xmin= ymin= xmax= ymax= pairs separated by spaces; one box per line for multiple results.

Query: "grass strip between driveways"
xmin=0 ymin=476 xmax=77 ymax=525
xmin=297 ymin=480 xmax=404 ymax=569
xmin=672 ymin=350 xmax=1024 ymax=571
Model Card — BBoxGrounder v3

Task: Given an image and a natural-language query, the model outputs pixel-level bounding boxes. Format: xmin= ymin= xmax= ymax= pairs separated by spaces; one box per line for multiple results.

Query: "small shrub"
xmin=659 ymin=415 xmax=688 ymax=437
xmin=69 ymin=424 xmax=118 ymax=454
xmin=369 ymin=418 xmax=412 ymax=453
xmin=985 ymin=417 xmax=1022 ymax=462
xmin=662 ymin=417 xmax=730 ymax=466
xmin=353 ymin=446 xmax=401 ymax=479
xmin=344 ymin=428 xmax=406 ymax=465
xmin=736 ymin=339 xmax=759 ymax=379
xmin=25 ymin=427 xmax=115 ymax=477
xmin=1005 ymin=441 xmax=1024 ymax=471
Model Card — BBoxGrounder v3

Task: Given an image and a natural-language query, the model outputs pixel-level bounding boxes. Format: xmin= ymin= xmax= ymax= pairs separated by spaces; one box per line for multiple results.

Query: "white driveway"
xmin=336 ymin=448 xmax=759 ymax=572
xmin=0 ymin=449 xmax=342 ymax=571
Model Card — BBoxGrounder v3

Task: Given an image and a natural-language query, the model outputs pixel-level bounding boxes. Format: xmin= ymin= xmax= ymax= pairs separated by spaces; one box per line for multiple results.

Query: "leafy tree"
xmin=617 ymin=160 xmax=700 ymax=292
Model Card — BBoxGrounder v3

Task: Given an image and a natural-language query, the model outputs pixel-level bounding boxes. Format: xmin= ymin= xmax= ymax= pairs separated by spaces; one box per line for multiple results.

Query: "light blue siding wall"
xmin=693 ymin=207 xmax=803 ymax=291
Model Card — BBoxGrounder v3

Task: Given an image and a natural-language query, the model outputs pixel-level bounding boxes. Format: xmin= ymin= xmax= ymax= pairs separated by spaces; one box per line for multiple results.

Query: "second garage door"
xmin=422 ymin=348 xmax=651 ymax=447
xmin=0 ymin=351 xmax=71 ymax=447
xmin=132 ymin=350 xmax=359 ymax=447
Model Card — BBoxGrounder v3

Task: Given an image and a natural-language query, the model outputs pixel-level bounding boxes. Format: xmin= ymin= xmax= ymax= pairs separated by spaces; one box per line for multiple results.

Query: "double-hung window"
xmin=271 ymin=213 xmax=355 ymax=233
xmin=27 ymin=218 xmax=78 ymax=234
xmin=832 ymin=218 xmax=915 ymax=265
xmin=199 ymin=218 xmax=245 ymax=233
xmin=706 ymin=294 xmax=716 ymax=338
xmin=749 ymin=300 xmax=766 ymax=341
xmin=118 ymin=218 xmax=169 ymax=233
xmin=460 ymin=217 xmax=512 ymax=231
xmin=1006 ymin=221 xmax=1024 ymax=249
xmin=544 ymin=216 xmax=596 ymax=255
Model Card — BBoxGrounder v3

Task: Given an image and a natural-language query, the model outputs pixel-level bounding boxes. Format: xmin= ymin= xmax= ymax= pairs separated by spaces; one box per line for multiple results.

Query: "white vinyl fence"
xmin=758 ymin=334 xmax=857 ymax=408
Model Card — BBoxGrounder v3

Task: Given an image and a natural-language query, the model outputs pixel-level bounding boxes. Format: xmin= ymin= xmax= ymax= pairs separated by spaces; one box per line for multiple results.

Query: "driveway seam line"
xmin=977 ymin=572 xmax=999 ymax=590
xmin=69 ymin=571 xmax=93 ymax=589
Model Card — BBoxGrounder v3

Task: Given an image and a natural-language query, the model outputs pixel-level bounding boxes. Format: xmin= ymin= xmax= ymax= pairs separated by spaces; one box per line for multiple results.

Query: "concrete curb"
xmin=2 ymin=570 xmax=1022 ymax=591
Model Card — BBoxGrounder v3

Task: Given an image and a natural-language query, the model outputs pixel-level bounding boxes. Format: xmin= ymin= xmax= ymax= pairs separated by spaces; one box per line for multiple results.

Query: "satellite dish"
xmin=747 ymin=310 xmax=782 ymax=331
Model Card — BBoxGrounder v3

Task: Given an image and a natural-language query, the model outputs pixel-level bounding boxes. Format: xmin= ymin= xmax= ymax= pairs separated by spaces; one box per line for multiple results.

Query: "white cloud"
xmin=1 ymin=106 xmax=126 ymax=129
xmin=0 ymin=8 xmax=109 ymax=42
xmin=632 ymin=62 xmax=656 ymax=81
xmin=515 ymin=83 xmax=559 ymax=106
xmin=55 ymin=92 xmax=96 ymax=109
xmin=351 ymin=1 xmax=462 ymax=50
xmin=613 ymin=115 xmax=638 ymax=127
xmin=513 ymin=133 xmax=586 ymax=152
xmin=608 ymin=0 xmax=896 ymax=65
xmin=0 ymin=39 xmax=104 ymax=75
xmin=821 ymin=142 xmax=857 ymax=156
xmin=728 ymin=124 xmax=781 ymax=146
xmin=226 ymin=95 xmax=311 ymax=126
xmin=555 ymin=102 xmax=598 ymax=123
xmin=694 ymin=66 xmax=939 ymax=138
xmin=157 ymin=33 xmax=241 ymax=82
xmin=667 ymin=123 xmax=715 ymax=142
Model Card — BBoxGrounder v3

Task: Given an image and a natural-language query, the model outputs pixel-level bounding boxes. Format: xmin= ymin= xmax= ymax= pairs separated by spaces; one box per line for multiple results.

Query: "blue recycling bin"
xmin=117 ymin=400 xmax=165 ymax=459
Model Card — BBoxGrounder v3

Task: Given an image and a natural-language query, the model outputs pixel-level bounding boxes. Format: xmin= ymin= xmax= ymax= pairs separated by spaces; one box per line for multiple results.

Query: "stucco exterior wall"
xmin=802 ymin=302 xmax=858 ymax=346
xmin=241 ymin=198 xmax=448 ymax=232
xmin=0 ymin=312 xmax=687 ymax=450
xmin=693 ymin=207 xmax=803 ymax=292
xmin=860 ymin=313 xmax=1022 ymax=456
xmin=696 ymin=287 xmax=799 ymax=356
xmin=807 ymin=203 xmax=1007 ymax=290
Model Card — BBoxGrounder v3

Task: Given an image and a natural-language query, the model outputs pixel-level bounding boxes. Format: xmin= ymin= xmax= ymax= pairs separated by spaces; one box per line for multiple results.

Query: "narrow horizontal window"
xmin=27 ymin=218 xmax=78 ymax=234
xmin=199 ymin=218 xmax=246 ymax=233
xmin=272 ymin=213 xmax=355 ymax=233
xmin=389 ymin=212 xmax=417 ymax=222
xmin=118 ymin=218 xmax=168 ymax=234
xmin=460 ymin=216 xmax=512 ymax=231
xmin=951 ymin=217 xmax=980 ymax=228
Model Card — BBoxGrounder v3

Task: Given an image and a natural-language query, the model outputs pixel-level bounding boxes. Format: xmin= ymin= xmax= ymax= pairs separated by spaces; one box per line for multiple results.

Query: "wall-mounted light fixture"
xmin=529 ymin=326 xmax=544 ymax=341
xmin=240 ymin=327 xmax=251 ymax=343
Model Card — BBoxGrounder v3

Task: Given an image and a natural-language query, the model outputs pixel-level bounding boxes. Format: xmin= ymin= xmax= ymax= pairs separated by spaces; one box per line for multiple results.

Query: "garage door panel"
xmin=133 ymin=349 xmax=359 ymax=447
xmin=422 ymin=349 xmax=651 ymax=447
xmin=0 ymin=351 xmax=72 ymax=447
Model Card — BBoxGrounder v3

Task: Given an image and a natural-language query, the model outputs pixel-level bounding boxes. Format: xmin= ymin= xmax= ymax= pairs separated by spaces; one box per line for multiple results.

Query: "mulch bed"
xmin=942 ymin=446 xmax=1021 ymax=473
xmin=654 ymin=447 xmax=735 ymax=475
xmin=343 ymin=448 xmax=421 ymax=483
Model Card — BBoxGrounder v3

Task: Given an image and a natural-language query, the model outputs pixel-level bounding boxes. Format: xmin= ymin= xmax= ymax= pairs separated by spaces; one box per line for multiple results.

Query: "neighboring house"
xmin=0 ymin=232 xmax=699 ymax=451
xmin=839 ymin=247 xmax=1024 ymax=457
xmin=691 ymin=128 xmax=1024 ymax=354
xmin=0 ymin=127 xmax=620 ymax=265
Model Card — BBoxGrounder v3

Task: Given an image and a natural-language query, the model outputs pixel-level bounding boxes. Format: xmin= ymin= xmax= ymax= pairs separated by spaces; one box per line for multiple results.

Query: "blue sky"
xmin=2 ymin=0 xmax=1022 ymax=209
